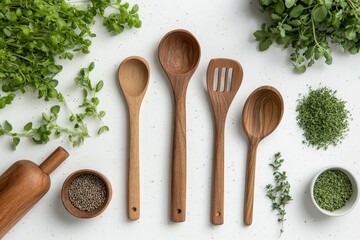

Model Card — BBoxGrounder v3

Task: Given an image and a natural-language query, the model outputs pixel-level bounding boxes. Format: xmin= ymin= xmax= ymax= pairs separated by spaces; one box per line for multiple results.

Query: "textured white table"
xmin=1 ymin=0 xmax=360 ymax=239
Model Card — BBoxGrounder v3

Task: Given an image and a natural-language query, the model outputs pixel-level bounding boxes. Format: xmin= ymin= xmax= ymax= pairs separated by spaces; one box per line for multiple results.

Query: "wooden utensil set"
xmin=0 ymin=29 xmax=283 ymax=238
xmin=118 ymin=29 xmax=284 ymax=224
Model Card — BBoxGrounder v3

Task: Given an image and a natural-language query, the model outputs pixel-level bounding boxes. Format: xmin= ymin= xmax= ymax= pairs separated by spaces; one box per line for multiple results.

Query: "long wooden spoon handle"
xmin=244 ymin=142 xmax=258 ymax=226
xmin=171 ymin=97 xmax=187 ymax=222
xmin=211 ymin=121 xmax=225 ymax=225
xmin=128 ymin=107 xmax=140 ymax=220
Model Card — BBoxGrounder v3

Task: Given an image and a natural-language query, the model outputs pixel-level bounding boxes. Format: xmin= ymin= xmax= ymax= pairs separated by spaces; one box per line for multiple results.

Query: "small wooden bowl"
xmin=61 ymin=169 xmax=112 ymax=218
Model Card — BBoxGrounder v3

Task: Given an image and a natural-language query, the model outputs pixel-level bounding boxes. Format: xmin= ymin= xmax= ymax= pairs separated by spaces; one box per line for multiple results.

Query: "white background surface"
xmin=1 ymin=0 xmax=360 ymax=239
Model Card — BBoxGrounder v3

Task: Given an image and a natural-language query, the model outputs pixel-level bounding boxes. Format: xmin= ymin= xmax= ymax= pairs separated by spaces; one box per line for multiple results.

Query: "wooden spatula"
xmin=207 ymin=58 xmax=243 ymax=225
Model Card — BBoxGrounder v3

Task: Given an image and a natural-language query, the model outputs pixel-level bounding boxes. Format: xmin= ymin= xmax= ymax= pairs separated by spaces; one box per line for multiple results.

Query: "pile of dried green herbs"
xmin=0 ymin=0 xmax=141 ymax=148
xmin=266 ymin=152 xmax=292 ymax=237
xmin=296 ymin=87 xmax=350 ymax=150
xmin=254 ymin=0 xmax=360 ymax=72
xmin=313 ymin=169 xmax=352 ymax=211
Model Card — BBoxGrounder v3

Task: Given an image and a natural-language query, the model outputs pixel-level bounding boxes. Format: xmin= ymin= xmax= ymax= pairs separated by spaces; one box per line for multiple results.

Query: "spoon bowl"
xmin=159 ymin=29 xmax=200 ymax=76
xmin=242 ymin=86 xmax=284 ymax=226
xmin=158 ymin=29 xmax=201 ymax=222
xmin=118 ymin=56 xmax=149 ymax=98
xmin=242 ymin=86 xmax=283 ymax=140
xmin=118 ymin=56 xmax=150 ymax=220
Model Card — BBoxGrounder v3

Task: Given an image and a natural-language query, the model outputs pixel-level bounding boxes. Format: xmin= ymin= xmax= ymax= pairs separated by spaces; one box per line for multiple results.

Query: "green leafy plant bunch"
xmin=0 ymin=62 xmax=109 ymax=149
xmin=0 ymin=0 xmax=141 ymax=108
xmin=254 ymin=0 xmax=360 ymax=72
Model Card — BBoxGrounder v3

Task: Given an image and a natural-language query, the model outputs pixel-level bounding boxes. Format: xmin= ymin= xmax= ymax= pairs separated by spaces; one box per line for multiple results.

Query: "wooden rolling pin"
xmin=0 ymin=147 xmax=69 ymax=239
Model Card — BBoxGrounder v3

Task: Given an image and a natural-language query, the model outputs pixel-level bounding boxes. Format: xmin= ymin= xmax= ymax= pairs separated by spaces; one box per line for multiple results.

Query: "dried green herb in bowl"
xmin=296 ymin=87 xmax=350 ymax=150
xmin=310 ymin=166 xmax=358 ymax=216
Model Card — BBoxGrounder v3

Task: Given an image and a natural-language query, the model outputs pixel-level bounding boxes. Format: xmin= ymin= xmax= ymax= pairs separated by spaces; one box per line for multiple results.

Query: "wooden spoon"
xmin=207 ymin=58 xmax=243 ymax=225
xmin=242 ymin=86 xmax=284 ymax=226
xmin=118 ymin=56 xmax=150 ymax=220
xmin=158 ymin=29 xmax=201 ymax=222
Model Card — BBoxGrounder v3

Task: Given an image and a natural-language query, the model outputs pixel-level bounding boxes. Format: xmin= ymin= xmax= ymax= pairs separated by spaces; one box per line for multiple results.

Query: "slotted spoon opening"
xmin=212 ymin=67 xmax=234 ymax=92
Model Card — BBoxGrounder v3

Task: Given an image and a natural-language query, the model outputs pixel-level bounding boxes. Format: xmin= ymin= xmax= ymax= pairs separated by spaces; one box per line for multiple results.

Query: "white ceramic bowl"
xmin=310 ymin=166 xmax=359 ymax=217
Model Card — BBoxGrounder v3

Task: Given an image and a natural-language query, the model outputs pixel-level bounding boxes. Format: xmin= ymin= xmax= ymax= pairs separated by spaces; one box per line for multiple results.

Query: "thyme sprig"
xmin=266 ymin=152 xmax=292 ymax=237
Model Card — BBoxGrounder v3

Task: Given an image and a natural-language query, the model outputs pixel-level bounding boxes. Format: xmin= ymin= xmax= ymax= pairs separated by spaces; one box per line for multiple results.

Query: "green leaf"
xmin=349 ymin=47 xmax=358 ymax=54
xmin=3 ymin=28 xmax=11 ymax=37
xmin=259 ymin=39 xmax=272 ymax=51
xmin=48 ymin=65 xmax=62 ymax=74
xmin=324 ymin=49 xmax=333 ymax=64
xmin=312 ymin=5 xmax=328 ymax=22
xmin=99 ymin=111 xmax=106 ymax=118
xmin=279 ymin=26 xmax=286 ymax=38
xmin=42 ymin=113 xmax=50 ymax=122
xmin=285 ymin=0 xmax=295 ymax=8
xmin=294 ymin=65 xmax=306 ymax=73
xmin=304 ymin=46 xmax=315 ymax=59
xmin=23 ymin=122 xmax=33 ymax=131
xmin=261 ymin=0 xmax=273 ymax=5
xmin=324 ymin=0 xmax=333 ymax=8
xmin=50 ymin=105 xmax=60 ymax=115
xmin=49 ymin=80 xmax=59 ymax=88
xmin=282 ymin=24 xmax=292 ymax=31
xmin=130 ymin=4 xmax=139 ymax=14
xmin=13 ymin=137 xmax=20 ymax=149
xmin=301 ymin=0 xmax=313 ymax=5
xmin=0 ymin=124 xmax=4 ymax=136
xmin=98 ymin=126 xmax=109 ymax=135
xmin=271 ymin=13 xmax=282 ymax=21
xmin=95 ymin=80 xmax=104 ymax=92
xmin=91 ymin=97 xmax=99 ymax=106
xmin=290 ymin=5 xmax=305 ymax=18
xmin=5 ymin=12 xmax=17 ymax=22
xmin=89 ymin=62 xmax=95 ymax=71
xmin=345 ymin=27 xmax=356 ymax=41
xmin=288 ymin=19 xmax=302 ymax=26
xmin=274 ymin=1 xmax=285 ymax=14
xmin=4 ymin=121 xmax=12 ymax=132
xmin=254 ymin=30 xmax=267 ymax=40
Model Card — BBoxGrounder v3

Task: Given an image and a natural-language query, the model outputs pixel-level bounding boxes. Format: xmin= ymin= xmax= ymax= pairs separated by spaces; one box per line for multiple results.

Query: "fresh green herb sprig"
xmin=73 ymin=62 xmax=109 ymax=135
xmin=296 ymin=87 xmax=350 ymax=150
xmin=0 ymin=0 xmax=141 ymax=105
xmin=313 ymin=169 xmax=352 ymax=211
xmin=254 ymin=0 xmax=360 ymax=72
xmin=0 ymin=62 xmax=109 ymax=149
xmin=266 ymin=152 xmax=292 ymax=237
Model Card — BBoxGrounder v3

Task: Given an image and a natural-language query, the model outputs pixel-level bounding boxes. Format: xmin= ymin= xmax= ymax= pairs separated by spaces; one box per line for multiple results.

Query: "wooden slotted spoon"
xmin=207 ymin=58 xmax=243 ymax=225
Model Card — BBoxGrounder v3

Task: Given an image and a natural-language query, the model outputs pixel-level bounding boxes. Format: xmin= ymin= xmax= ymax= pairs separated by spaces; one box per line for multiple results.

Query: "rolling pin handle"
xmin=39 ymin=147 xmax=69 ymax=175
